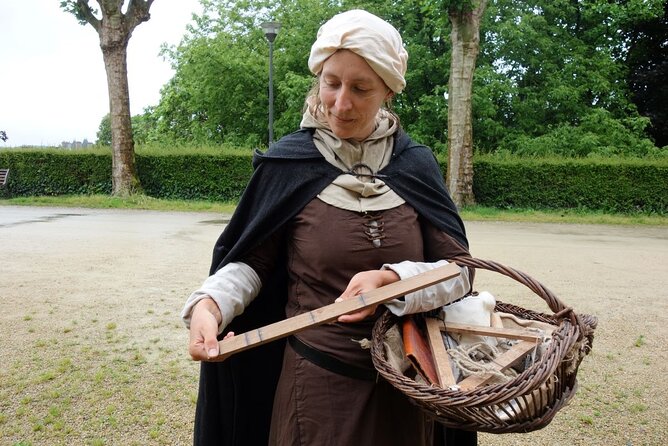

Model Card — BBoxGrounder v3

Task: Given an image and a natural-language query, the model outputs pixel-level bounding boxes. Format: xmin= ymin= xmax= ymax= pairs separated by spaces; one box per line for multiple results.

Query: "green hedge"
xmin=0 ymin=151 xmax=111 ymax=196
xmin=1 ymin=149 xmax=666 ymax=214
xmin=137 ymin=153 xmax=253 ymax=201
xmin=0 ymin=150 xmax=253 ymax=202
xmin=472 ymin=157 xmax=668 ymax=213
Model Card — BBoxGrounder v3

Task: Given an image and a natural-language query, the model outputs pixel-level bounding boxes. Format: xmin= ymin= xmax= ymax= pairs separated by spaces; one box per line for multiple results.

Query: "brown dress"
xmin=243 ymin=198 xmax=470 ymax=446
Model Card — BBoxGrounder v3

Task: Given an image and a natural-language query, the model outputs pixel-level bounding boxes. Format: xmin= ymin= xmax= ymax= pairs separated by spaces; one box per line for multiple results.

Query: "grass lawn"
xmin=1 ymin=194 xmax=666 ymax=226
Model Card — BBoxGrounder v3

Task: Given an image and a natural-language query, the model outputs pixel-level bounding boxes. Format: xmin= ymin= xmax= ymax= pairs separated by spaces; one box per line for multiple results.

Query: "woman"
xmin=182 ymin=9 xmax=477 ymax=446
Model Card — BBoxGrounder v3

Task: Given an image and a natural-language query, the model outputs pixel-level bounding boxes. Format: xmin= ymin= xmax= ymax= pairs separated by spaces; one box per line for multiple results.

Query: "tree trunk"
xmin=446 ymin=1 xmax=487 ymax=208
xmin=102 ymin=40 xmax=141 ymax=196
xmin=64 ymin=0 xmax=154 ymax=196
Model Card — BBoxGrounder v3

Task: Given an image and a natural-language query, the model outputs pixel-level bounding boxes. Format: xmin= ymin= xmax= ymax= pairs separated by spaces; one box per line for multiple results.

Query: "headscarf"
xmin=308 ymin=9 xmax=408 ymax=93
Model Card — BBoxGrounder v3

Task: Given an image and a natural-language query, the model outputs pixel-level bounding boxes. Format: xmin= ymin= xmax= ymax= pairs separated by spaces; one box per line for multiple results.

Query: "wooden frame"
xmin=424 ymin=316 xmax=542 ymax=390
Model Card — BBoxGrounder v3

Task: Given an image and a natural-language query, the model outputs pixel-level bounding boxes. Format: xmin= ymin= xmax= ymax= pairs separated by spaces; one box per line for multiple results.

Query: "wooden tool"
xmin=456 ymin=340 xmax=538 ymax=390
xmin=403 ymin=316 xmax=441 ymax=385
xmin=440 ymin=322 xmax=543 ymax=343
xmin=213 ymin=262 xmax=461 ymax=361
xmin=425 ymin=317 xmax=457 ymax=387
xmin=426 ymin=318 xmax=543 ymax=391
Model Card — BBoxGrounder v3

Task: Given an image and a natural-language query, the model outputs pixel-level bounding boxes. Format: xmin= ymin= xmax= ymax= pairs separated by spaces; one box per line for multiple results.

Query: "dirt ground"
xmin=1 ymin=206 xmax=666 ymax=445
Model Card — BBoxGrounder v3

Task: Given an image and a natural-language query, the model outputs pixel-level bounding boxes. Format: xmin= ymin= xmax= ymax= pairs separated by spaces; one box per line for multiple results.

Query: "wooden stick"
xmin=441 ymin=322 xmax=543 ymax=342
xmin=213 ymin=262 xmax=461 ymax=360
xmin=457 ymin=340 xmax=538 ymax=390
xmin=425 ymin=317 xmax=457 ymax=387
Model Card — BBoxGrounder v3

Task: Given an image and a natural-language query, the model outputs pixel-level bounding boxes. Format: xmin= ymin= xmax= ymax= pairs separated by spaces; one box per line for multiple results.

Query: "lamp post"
xmin=261 ymin=21 xmax=281 ymax=145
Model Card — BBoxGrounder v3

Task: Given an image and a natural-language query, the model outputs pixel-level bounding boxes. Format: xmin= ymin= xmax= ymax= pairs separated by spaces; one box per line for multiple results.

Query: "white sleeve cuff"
xmin=382 ymin=260 xmax=471 ymax=316
xmin=180 ymin=262 xmax=262 ymax=334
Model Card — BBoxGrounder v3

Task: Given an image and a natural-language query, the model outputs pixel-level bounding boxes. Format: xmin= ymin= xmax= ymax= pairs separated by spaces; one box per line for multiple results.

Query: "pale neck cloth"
xmin=300 ymin=103 xmax=406 ymax=212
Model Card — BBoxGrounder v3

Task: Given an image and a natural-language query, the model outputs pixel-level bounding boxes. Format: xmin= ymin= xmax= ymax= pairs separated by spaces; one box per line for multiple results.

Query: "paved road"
xmin=1 ymin=205 xmax=667 ymax=445
xmin=2 ymin=204 xmax=666 ymax=309
xmin=3 ymin=204 xmax=666 ymax=333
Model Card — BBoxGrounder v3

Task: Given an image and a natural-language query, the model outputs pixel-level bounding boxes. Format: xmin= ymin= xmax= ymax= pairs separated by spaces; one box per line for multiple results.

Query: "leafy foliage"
xmin=474 ymin=0 xmax=664 ymax=156
xmin=149 ymin=0 xmax=338 ymax=146
xmin=59 ymin=0 xmax=98 ymax=25
xmin=96 ymin=114 xmax=112 ymax=146
xmin=96 ymin=111 xmax=160 ymax=146
xmin=626 ymin=1 xmax=668 ymax=147
xmin=138 ymin=0 xmax=664 ymax=157
xmin=498 ymin=109 xmax=664 ymax=158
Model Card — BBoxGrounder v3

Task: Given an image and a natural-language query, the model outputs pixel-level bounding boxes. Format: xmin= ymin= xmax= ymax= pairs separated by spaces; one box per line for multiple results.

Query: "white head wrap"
xmin=308 ymin=9 xmax=409 ymax=93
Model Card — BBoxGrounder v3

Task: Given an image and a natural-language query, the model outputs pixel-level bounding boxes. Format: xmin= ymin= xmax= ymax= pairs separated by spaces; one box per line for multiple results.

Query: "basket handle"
xmin=449 ymin=256 xmax=589 ymax=336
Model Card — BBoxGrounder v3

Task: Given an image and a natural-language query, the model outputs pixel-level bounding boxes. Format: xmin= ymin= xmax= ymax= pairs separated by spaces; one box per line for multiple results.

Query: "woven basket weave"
xmin=371 ymin=257 xmax=597 ymax=434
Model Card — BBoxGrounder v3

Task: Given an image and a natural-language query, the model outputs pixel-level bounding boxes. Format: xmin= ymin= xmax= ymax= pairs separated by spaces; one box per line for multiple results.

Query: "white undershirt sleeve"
xmin=381 ymin=260 xmax=471 ymax=316
xmin=181 ymin=262 xmax=262 ymax=334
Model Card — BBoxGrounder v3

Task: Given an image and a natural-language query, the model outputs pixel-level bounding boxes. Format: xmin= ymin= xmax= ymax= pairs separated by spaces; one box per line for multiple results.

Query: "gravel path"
xmin=1 ymin=206 xmax=666 ymax=445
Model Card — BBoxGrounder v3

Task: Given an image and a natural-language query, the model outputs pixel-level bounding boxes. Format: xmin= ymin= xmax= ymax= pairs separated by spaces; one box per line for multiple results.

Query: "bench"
xmin=0 ymin=169 xmax=8 ymax=186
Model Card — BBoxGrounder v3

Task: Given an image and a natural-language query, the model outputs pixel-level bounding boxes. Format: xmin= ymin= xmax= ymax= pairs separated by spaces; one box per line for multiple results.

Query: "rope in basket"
xmin=370 ymin=257 xmax=598 ymax=434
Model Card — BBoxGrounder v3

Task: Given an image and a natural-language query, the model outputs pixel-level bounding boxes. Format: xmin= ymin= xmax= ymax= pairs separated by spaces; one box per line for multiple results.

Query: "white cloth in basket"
xmin=441 ymin=291 xmax=498 ymax=349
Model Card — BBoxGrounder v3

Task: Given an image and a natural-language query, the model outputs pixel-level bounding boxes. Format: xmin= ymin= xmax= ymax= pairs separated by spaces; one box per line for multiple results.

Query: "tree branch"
xmin=75 ymin=0 xmax=101 ymax=31
xmin=125 ymin=0 xmax=154 ymax=31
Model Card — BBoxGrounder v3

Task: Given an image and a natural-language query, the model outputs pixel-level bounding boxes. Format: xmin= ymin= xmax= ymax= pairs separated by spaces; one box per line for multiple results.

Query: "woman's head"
xmin=317 ymin=49 xmax=392 ymax=141
xmin=305 ymin=10 xmax=408 ymax=141
xmin=309 ymin=10 xmax=408 ymax=94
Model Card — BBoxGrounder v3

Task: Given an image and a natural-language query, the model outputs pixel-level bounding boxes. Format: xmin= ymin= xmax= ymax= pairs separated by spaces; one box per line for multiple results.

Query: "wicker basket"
xmin=371 ymin=257 xmax=598 ymax=434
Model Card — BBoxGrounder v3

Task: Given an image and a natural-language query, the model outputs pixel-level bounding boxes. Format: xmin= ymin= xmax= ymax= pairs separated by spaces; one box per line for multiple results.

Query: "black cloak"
xmin=193 ymin=128 xmax=471 ymax=445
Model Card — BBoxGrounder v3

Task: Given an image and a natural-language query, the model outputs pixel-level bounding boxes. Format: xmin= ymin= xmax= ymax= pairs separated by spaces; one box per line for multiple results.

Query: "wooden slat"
xmin=425 ymin=317 xmax=457 ymax=387
xmin=441 ymin=322 xmax=542 ymax=342
xmin=213 ymin=262 xmax=461 ymax=361
xmin=457 ymin=340 xmax=538 ymax=391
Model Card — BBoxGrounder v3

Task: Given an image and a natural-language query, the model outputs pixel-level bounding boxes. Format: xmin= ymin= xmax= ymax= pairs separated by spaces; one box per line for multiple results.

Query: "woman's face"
xmin=319 ymin=49 xmax=392 ymax=141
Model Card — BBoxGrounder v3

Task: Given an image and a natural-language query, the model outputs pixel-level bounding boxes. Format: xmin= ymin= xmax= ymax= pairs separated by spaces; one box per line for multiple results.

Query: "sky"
xmin=0 ymin=0 xmax=202 ymax=147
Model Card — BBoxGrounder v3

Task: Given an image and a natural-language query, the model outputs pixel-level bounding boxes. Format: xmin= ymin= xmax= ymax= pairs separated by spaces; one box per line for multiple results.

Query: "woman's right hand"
xmin=188 ymin=297 xmax=224 ymax=361
xmin=336 ymin=269 xmax=400 ymax=323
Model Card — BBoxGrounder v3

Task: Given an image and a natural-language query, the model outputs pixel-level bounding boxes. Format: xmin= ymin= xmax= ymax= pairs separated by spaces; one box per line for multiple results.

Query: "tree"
xmin=96 ymin=114 xmax=112 ymax=146
xmin=150 ymin=0 xmax=663 ymax=164
xmin=396 ymin=0 xmax=487 ymax=207
xmin=96 ymin=110 xmax=157 ymax=146
xmin=61 ymin=0 xmax=155 ymax=195
xmin=446 ymin=0 xmax=488 ymax=207
xmin=152 ymin=0 xmax=488 ymax=207
xmin=627 ymin=1 xmax=668 ymax=147
xmin=153 ymin=0 xmax=458 ymax=148
xmin=154 ymin=29 xmax=268 ymax=146
xmin=473 ymin=0 xmax=664 ymax=157
xmin=153 ymin=0 xmax=337 ymax=146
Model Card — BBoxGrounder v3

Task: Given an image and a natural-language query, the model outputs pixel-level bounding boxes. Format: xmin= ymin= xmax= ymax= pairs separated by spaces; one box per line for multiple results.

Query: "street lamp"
xmin=261 ymin=21 xmax=281 ymax=145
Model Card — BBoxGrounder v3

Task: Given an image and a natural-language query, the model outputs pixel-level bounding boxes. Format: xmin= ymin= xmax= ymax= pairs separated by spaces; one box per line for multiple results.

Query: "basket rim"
xmin=372 ymin=310 xmax=581 ymax=402
xmin=371 ymin=256 xmax=597 ymax=404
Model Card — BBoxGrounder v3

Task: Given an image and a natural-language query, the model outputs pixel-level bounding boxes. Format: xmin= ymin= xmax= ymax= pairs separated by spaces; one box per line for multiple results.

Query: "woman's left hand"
xmin=336 ymin=269 xmax=400 ymax=323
